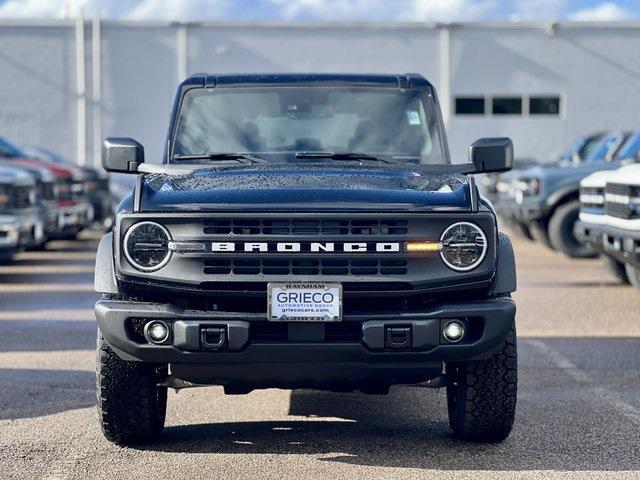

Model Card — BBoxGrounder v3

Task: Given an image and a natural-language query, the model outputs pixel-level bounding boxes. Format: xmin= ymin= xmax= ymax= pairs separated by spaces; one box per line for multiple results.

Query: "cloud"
xmin=124 ymin=0 xmax=229 ymax=21
xmin=0 ymin=0 xmax=131 ymax=19
xmin=0 ymin=0 xmax=80 ymax=17
xmin=509 ymin=0 xmax=569 ymax=21
xmin=0 ymin=0 xmax=636 ymax=22
xmin=0 ymin=0 xmax=506 ymax=21
xmin=268 ymin=0 xmax=391 ymax=21
xmin=404 ymin=0 xmax=498 ymax=22
xmin=271 ymin=0 xmax=501 ymax=22
xmin=568 ymin=2 xmax=636 ymax=21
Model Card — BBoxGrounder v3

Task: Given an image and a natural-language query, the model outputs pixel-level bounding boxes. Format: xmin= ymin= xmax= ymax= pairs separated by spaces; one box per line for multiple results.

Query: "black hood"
xmin=136 ymin=164 xmax=472 ymax=212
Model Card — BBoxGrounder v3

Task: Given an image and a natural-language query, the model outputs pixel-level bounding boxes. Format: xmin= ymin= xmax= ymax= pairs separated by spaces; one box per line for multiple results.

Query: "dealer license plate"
xmin=268 ymin=283 xmax=342 ymax=322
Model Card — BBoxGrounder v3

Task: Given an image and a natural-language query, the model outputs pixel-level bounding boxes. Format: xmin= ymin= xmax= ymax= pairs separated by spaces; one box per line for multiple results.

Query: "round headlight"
xmin=440 ymin=222 xmax=487 ymax=272
xmin=123 ymin=221 xmax=171 ymax=271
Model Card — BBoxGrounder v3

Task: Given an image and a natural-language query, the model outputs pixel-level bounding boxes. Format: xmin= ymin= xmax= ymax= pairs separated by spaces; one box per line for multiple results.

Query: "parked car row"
xmin=488 ymin=130 xmax=640 ymax=287
xmin=0 ymin=135 xmax=113 ymax=263
xmin=576 ymin=161 xmax=640 ymax=287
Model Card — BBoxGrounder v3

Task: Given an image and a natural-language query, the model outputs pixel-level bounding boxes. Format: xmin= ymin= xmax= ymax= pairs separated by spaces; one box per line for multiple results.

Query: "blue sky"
xmin=0 ymin=0 xmax=637 ymax=21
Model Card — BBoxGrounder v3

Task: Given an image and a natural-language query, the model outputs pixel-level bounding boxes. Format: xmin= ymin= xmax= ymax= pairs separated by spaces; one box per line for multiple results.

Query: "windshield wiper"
xmin=294 ymin=152 xmax=391 ymax=164
xmin=172 ymin=153 xmax=267 ymax=164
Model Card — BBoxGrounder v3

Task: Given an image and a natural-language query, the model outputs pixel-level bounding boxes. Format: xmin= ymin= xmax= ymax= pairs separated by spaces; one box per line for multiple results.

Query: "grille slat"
xmin=40 ymin=181 xmax=56 ymax=201
xmin=605 ymin=183 xmax=639 ymax=219
xmin=203 ymin=257 xmax=408 ymax=276
xmin=11 ymin=185 xmax=35 ymax=208
xmin=203 ymin=218 xmax=408 ymax=237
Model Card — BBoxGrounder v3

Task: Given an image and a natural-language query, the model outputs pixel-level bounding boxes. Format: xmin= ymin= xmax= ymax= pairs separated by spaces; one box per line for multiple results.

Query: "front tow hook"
xmin=384 ymin=326 xmax=412 ymax=350
xmin=200 ymin=327 xmax=227 ymax=351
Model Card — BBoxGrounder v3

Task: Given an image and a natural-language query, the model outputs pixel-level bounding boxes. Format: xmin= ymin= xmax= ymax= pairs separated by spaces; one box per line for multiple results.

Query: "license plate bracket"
xmin=268 ymin=282 xmax=342 ymax=322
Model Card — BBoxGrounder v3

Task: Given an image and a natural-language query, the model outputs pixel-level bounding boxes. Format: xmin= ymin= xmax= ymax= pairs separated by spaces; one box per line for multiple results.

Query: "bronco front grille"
xmin=203 ymin=257 xmax=408 ymax=276
xmin=117 ymin=212 xmax=498 ymax=297
xmin=605 ymin=183 xmax=639 ymax=219
xmin=203 ymin=218 xmax=408 ymax=236
xmin=579 ymin=186 xmax=604 ymax=209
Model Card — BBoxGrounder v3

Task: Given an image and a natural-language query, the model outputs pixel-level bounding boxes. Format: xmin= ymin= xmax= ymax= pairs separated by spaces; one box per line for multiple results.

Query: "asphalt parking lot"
xmin=1 ymin=232 xmax=639 ymax=480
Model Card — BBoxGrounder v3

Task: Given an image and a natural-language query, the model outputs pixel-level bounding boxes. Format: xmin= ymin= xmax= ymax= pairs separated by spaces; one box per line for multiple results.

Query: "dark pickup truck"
xmin=94 ymin=73 xmax=518 ymax=447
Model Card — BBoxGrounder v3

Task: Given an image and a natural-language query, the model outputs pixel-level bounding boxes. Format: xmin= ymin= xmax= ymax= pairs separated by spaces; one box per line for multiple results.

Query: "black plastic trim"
xmin=94 ymin=233 xmax=118 ymax=294
xmin=95 ymin=296 xmax=515 ymax=366
xmin=490 ymin=233 xmax=517 ymax=295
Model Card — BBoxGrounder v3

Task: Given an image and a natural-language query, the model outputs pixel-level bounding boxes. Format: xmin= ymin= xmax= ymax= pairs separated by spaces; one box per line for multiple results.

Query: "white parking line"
xmin=525 ymin=339 xmax=640 ymax=424
xmin=0 ymin=284 xmax=95 ymax=292
xmin=15 ymin=251 xmax=96 ymax=261
xmin=0 ymin=309 xmax=95 ymax=321
xmin=0 ymin=350 xmax=94 ymax=371
xmin=0 ymin=265 xmax=94 ymax=274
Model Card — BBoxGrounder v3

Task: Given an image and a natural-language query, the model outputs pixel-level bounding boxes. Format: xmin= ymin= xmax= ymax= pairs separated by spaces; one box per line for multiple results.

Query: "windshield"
xmin=585 ymin=133 xmax=625 ymax=162
xmin=615 ymin=132 xmax=640 ymax=160
xmin=578 ymin=135 xmax=603 ymax=160
xmin=0 ymin=136 xmax=27 ymax=159
xmin=172 ymin=86 xmax=448 ymax=165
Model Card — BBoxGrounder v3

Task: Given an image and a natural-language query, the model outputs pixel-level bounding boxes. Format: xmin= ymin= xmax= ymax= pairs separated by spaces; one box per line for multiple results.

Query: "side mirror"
xmin=102 ymin=137 xmax=144 ymax=173
xmin=469 ymin=137 xmax=514 ymax=173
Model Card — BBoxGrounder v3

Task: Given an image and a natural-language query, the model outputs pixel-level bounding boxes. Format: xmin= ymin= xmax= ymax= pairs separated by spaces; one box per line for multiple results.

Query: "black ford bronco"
xmin=95 ymin=73 xmax=517 ymax=446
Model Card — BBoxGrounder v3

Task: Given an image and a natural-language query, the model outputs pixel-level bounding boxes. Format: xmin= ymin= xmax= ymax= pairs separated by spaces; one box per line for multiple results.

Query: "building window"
xmin=492 ymin=97 xmax=522 ymax=115
xmin=530 ymin=96 xmax=560 ymax=115
xmin=455 ymin=97 xmax=485 ymax=115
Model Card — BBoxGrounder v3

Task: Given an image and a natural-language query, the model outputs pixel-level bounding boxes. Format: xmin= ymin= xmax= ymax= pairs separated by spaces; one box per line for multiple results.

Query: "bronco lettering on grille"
xmin=210 ymin=241 xmax=401 ymax=254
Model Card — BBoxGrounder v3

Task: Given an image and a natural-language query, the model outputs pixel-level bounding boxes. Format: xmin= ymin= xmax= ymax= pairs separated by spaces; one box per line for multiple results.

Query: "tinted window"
xmin=530 ymin=96 xmax=560 ymax=115
xmin=492 ymin=97 xmax=522 ymax=115
xmin=615 ymin=132 xmax=640 ymax=160
xmin=174 ymin=87 xmax=448 ymax=165
xmin=586 ymin=134 xmax=624 ymax=161
xmin=0 ymin=136 xmax=26 ymax=158
xmin=455 ymin=97 xmax=485 ymax=115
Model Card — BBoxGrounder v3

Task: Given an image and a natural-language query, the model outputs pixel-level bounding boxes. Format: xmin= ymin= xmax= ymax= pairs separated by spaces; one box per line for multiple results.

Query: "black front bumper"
xmin=599 ymin=223 xmax=640 ymax=268
xmin=574 ymin=219 xmax=606 ymax=253
xmin=96 ymin=296 xmax=515 ymax=388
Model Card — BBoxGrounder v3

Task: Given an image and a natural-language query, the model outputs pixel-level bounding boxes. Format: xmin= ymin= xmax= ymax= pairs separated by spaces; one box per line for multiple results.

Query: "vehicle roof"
xmin=6 ymin=156 xmax=74 ymax=179
xmin=181 ymin=73 xmax=433 ymax=89
xmin=0 ymin=163 xmax=36 ymax=186
xmin=0 ymin=158 xmax=55 ymax=183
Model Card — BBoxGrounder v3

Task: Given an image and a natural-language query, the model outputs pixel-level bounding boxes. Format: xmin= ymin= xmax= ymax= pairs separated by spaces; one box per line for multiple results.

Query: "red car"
xmin=0 ymin=136 xmax=93 ymax=239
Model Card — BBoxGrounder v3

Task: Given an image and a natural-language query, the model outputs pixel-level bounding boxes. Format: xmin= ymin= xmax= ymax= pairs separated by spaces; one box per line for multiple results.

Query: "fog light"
xmin=443 ymin=321 xmax=464 ymax=343
xmin=144 ymin=320 xmax=169 ymax=344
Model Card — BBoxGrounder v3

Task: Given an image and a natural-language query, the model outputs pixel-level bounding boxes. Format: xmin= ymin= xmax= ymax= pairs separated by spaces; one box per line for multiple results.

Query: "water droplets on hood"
xmin=143 ymin=164 xmax=466 ymax=194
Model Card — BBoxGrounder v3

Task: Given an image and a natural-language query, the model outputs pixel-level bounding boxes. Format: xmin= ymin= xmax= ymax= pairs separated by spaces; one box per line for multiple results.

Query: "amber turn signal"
xmin=405 ymin=241 xmax=443 ymax=253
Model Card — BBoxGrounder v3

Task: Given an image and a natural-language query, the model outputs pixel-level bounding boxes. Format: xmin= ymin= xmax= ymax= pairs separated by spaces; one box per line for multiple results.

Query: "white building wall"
xmin=0 ymin=20 xmax=638 ymax=167
xmin=100 ymin=24 xmax=179 ymax=164
xmin=447 ymin=24 xmax=640 ymax=162
xmin=0 ymin=24 xmax=77 ymax=160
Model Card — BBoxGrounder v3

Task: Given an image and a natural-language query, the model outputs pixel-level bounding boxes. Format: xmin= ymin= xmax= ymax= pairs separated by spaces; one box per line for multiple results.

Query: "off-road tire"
xmin=97 ymin=332 xmax=168 ymax=446
xmin=548 ymin=200 xmax=597 ymax=258
xmin=446 ymin=321 xmax=517 ymax=443
xmin=625 ymin=263 xmax=640 ymax=288
xmin=603 ymin=256 xmax=629 ymax=284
